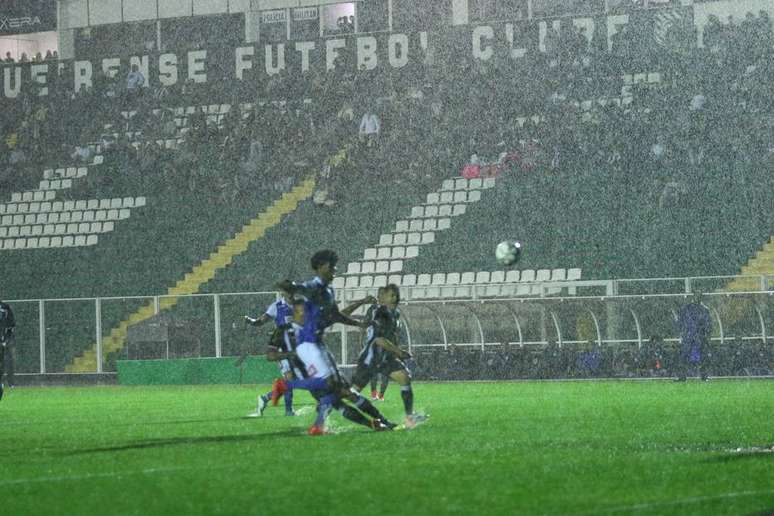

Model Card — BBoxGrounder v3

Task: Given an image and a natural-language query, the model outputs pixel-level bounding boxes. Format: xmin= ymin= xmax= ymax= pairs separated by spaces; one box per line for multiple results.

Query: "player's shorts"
xmin=295 ymin=341 xmax=335 ymax=379
xmin=377 ymin=357 xmax=409 ymax=377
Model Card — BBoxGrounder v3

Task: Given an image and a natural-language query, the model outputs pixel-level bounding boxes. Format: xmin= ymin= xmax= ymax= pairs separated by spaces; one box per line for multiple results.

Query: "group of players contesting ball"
xmin=243 ymin=249 xmax=427 ymax=435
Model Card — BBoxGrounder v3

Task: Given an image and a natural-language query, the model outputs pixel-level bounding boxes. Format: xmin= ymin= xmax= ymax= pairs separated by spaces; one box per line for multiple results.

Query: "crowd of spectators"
xmin=3 ymin=49 xmax=59 ymax=64
xmin=409 ymin=338 xmax=774 ymax=381
xmin=1 ymin=9 xmax=773 ymax=251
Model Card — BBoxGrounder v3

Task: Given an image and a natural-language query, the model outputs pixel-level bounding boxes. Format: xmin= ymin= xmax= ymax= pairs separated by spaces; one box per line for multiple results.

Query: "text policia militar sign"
xmin=1 ymin=10 xmax=692 ymax=100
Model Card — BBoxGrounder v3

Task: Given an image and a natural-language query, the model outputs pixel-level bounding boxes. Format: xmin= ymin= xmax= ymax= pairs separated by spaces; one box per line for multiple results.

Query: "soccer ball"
xmin=495 ymin=241 xmax=522 ymax=266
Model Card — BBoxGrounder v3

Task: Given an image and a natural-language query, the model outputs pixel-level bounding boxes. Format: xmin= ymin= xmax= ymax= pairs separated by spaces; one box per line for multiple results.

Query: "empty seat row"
xmin=1 ymin=235 xmax=98 ymax=250
xmin=410 ymin=204 xmax=466 ymax=219
xmin=394 ymin=218 xmax=451 ymax=233
xmin=379 ymin=232 xmax=435 ymax=246
xmin=0 ymin=197 xmax=145 ymax=215
xmin=426 ymin=190 xmax=482 ymax=205
xmin=1 ymin=209 xmax=130 ymax=226
xmin=363 ymin=245 xmax=419 ymax=261
xmin=42 ymin=167 xmax=88 ymax=180
xmin=37 ymin=179 xmax=73 ymax=191
xmin=8 ymin=190 xmax=56 ymax=204
xmin=0 ymin=221 xmax=115 ymax=238
xmin=345 ymin=260 xmax=404 ymax=275
xmin=333 ymin=269 xmax=583 ymax=300
xmin=439 ymin=177 xmax=496 ymax=192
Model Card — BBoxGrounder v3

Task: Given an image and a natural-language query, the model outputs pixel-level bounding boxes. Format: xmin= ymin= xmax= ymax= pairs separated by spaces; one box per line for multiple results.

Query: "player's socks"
xmin=379 ymin=377 xmax=389 ymax=398
xmin=354 ymin=395 xmax=394 ymax=428
xmin=338 ymin=405 xmax=372 ymax=429
xmin=370 ymin=377 xmax=378 ymax=395
xmin=283 ymin=389 xmax=293 ymax=414
xmin=370 ymin=390 xmax=379 ymax=400
xmin=400 ymin=384 xmax=414 ymax=415
xmin=313 ymin=393 xmax=336 ymax=428
xmin=0 ymin=383 xmax=3 ymax=401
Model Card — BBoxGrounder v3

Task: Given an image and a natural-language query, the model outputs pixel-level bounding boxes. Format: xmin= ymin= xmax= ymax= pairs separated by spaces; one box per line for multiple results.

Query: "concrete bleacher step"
xmin=65 ymin=178 xmax=317 ymax=372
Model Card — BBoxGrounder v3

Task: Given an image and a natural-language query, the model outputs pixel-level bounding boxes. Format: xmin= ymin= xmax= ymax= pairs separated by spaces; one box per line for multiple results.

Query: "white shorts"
xmin=295 ymin=341 xmax=335 ymax=379
xmin=278 ymin=359 xmax=292 ymax=376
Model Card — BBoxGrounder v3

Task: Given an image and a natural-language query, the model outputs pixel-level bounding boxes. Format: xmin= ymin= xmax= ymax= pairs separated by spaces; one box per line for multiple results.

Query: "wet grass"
xmin=1 ymin=380 xmax=773 ymax=515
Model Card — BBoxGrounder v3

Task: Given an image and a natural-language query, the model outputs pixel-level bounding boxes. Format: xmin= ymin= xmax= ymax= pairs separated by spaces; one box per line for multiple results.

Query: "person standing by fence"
xmin=675 ymin=291 xmax=712 ymax=382
xmin=0 ymin=299 xmax=16 ymax=399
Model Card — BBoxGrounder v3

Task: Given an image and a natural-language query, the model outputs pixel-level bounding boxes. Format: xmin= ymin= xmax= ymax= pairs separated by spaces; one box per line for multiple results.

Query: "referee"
xmin=0 ymin=299 xmax=15 ymax=399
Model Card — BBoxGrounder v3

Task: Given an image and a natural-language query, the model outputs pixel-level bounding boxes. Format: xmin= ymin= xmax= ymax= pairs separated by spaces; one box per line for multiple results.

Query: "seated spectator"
xmin=4 ymin=52 xmax=13 ymax=63
xmin=44 ymin=50 xmax=53 ymax=61
xmin=70 ymin=143 xmax=93 ymax=164
xmin=19 ymin=53 xmax=28 ymax=63
xmin=358 ymin=109 xmax=380 ymax=147
xmin=125 ymin=64 xmax=145 ymax=103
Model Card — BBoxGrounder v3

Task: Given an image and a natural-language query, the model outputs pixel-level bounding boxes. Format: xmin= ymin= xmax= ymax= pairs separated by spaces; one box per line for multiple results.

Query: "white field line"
xmin=1 ymin=463 xmax=236 ymax=487
xmin=573 ymin=489 xmax=774 ymax=514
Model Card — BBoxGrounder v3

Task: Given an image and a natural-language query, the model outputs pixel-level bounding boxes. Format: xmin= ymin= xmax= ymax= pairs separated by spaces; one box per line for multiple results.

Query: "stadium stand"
xmin=1 ymin=2 xmax=773 ymax=379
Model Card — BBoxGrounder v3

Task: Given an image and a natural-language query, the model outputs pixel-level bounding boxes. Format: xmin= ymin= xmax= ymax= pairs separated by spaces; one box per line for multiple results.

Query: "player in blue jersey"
xmin=244 ymin=288 xmax=298 ymax=417
xmin=675 ymin=291 xmax=712 ymax=382
xmin=273 ymin=249 xmax=396 ymax=435
xmin=350 ymin=284 xmax=427 ymax=428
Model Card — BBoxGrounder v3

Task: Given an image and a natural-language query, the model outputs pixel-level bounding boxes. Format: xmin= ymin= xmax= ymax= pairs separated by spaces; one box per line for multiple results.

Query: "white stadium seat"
xmin=364 ymin=248 xmax=377 ymax=261
xmin=347 ymin=263 xmax=361 ymax=275
xmin=379 ymin=234 xmax=392 ymax=246
xmin=395 ymin=220 xmax=409 ymax=232
xmin=393 ymin=233 xmax=407 ymax=245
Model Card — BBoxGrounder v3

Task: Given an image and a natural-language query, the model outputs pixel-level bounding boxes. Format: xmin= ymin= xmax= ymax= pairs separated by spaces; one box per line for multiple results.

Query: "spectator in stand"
xmin=125 ymin=64 xmax=145 ymax=105
xmin=4 ymin=52 xmax=13 ymax=63
xmin=44 ymin=50 xmax=53 ymax=61
xmin=358 ymin=109 xmax=380 ymax=147
xmin=19 ymin=53 xmax=28 ymax=63
xmin=71 ymin=141 xmax=93 ymax=164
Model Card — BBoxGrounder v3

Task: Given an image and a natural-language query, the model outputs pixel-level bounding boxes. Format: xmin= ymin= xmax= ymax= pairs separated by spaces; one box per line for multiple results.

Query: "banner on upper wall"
xmin=0 ymin=0 xmax=56 ymax=36
xmin=0 ymin=4 xmax=753 ymax=101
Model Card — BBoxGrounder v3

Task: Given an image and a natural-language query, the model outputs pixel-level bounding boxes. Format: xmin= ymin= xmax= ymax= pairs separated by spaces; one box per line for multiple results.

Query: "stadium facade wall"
xmin=116 ymin=356 xmax=278 ymax=385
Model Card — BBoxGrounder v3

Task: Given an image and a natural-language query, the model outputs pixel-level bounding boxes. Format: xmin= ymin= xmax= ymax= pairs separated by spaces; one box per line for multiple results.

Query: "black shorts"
xmin=378 ymin=357 xmax=408 ymax=377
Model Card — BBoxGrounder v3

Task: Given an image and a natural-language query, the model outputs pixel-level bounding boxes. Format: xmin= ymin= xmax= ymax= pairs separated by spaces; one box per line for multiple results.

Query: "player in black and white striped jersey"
xmin=349 ymin=285 xmax=428 ymax=429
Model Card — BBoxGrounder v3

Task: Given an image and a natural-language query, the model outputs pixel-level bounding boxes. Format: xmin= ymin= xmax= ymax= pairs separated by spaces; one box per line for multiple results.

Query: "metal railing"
xmin=5 ymin=274 xmax=773 ymax=374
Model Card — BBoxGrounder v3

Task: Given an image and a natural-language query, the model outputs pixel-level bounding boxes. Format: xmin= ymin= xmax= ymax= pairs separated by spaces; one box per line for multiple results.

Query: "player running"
xmin=244 ymin=288 xmax=297 ymax=417
xmin=350 ymin=284 xmax=427 ymax=429
xmin=273 ymin=249 xmax=396 ymax=435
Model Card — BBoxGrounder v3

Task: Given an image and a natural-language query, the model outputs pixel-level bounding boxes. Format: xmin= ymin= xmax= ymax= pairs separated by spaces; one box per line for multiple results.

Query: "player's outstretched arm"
xmin=244 ymin=314 xmax=271 ymax=327
xmin=331 ymin=303 xmax=370 ymax=328
xmin=340 ymin=295 xmax=376 ymax=317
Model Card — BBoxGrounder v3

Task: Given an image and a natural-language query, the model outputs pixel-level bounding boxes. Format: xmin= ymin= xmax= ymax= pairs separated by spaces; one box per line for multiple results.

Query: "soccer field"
xmin=1 ymin=381 xmax=773 ymax=516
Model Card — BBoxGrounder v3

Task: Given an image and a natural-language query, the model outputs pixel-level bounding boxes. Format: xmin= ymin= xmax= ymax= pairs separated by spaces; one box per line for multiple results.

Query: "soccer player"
xmin=273 ymin=249 xmax=396 ymax=435
xmin=244 ymin=288 xmax=297 ymax=416
xmin=0 ymin=299 xmax=15 ymax=400
xmin=350 ymin=284 xmax=427 ymax=428
xmin=675 ymin=291 xmax=712 ymax=382
xmin=370 ymin=373 xmax=389 ymax=401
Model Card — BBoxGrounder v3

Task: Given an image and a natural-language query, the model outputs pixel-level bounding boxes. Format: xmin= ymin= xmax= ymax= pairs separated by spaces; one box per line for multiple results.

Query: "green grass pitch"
xmin=1 ymin=380 xmax=773 ymax=515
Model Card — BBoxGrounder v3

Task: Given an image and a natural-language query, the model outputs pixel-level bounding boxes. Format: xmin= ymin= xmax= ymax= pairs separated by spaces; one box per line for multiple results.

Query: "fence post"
xmin=95 ymin=298 xmax=102 ymax=373
xmin=39 ymin=300 xmax=46 ymax=374
xmin=214 ymin=294 xmax=222 ymax=358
